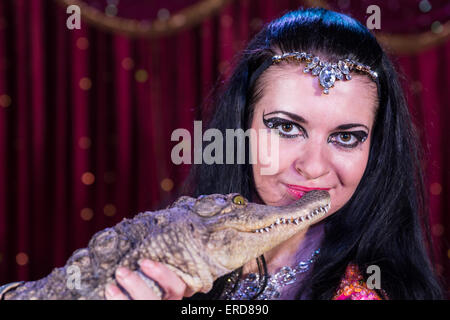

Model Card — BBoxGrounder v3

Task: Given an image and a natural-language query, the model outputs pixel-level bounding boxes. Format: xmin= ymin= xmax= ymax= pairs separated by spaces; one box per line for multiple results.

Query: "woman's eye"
xmin=278 ymin=123 xmax=301 ymax=136
xmin=329 ymin=131 xmax=367 ymax=148
xmin=338 ymin=133 xmax=354 ymax=143
xmin=263 ymin=117 xmax=304 ymax=138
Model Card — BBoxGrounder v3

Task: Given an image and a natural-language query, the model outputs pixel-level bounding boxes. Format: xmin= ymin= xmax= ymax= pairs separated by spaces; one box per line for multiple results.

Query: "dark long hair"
xmin=182 ymin=8 xmax=444 ymax=299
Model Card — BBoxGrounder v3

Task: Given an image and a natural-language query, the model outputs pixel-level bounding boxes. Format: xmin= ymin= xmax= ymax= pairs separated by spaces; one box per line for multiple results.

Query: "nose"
xmin=294 ymin=141 xmax=330 ymax=180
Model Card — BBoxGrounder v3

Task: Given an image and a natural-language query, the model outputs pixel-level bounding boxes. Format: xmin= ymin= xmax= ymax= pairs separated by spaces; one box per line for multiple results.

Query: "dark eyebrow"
xmin=334 ymin=123 xmax=369 ymax=131
xmin=264 ymin=110 xmax=369 ymax=132
xmin=263 ymin=110 xmax=308 ymax=124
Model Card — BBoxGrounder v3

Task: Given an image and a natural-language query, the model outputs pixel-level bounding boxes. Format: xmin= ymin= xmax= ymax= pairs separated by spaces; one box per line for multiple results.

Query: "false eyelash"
xmin=262 ymin=117 xmax=306 ymax=138
xmin=328 ymin=131 xmax=368 ymax=148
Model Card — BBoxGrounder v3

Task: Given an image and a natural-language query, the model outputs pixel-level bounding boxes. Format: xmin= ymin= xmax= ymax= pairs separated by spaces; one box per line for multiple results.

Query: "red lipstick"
xmin=286 ymin=184 xmax=331 ymax=200
xmin=286 ymin=184 xmax=331 ymax=192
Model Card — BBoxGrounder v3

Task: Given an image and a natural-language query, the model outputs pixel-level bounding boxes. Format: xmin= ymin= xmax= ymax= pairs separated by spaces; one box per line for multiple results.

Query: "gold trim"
xmin=55 ymin=0 xmax=232 ymax=39
xmin=302 ymin=0 xmax=450 ymax=55
xmin=375 ymin=21 xmax=450 ymax=55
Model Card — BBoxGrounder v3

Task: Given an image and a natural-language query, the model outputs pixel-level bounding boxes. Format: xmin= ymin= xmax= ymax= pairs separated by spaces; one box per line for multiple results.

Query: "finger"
xmin=138 ymin=259 xmax=188 ymax=299
xmin=104 ymin=283 xmax=128 ymax=300
xmin=115 ymin=267 xmax=162 ymax=300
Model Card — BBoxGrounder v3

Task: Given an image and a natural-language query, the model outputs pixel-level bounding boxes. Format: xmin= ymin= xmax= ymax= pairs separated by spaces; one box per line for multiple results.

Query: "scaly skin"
xmin=2 ymin=191 xmax=330 ymax=300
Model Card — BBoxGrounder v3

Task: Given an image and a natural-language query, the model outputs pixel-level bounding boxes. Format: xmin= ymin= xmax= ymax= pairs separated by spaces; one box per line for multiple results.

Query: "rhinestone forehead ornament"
xmin=271 ymin=52 xmax=378 ymax=95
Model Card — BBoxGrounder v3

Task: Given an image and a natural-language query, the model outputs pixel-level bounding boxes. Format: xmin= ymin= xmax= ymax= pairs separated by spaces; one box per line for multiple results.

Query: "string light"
xmin=121 ymin=57 xmax=134 ymax=71
xmin=76 ymin=37 xmax=89 ymax=50
xmin=0 ymin=94 xmax=11 ymax=108
xmin=104 ymin=204 xmax=117 ymax=217
xmin=78 ymin=136 xmax=92 ymax=150
xmin=79 ymin=77 xmax=92 ymax=91
xmin=161 ymin=178 xmax=174 ymax=192
xmin=16 ymin=252 xmax=29 ymax=266
xmin=80 ymin=208 xmax=94 ymax=221
xmin=430 ymin=182 xmax=442 ymax=195
xmin=81 ymin=172 xmax=95 ymax=185
xmin=135 ymin=69 xmax=148 ymax=83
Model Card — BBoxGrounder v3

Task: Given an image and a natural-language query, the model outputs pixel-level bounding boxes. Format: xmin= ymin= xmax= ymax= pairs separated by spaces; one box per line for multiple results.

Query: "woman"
xmin=104 ymin=8 xmax=444 ymax=300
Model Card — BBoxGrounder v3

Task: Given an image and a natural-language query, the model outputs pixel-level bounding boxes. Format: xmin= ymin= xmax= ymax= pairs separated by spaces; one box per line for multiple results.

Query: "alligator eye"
xmin=232 ymin=195 xmax=246 ymax=205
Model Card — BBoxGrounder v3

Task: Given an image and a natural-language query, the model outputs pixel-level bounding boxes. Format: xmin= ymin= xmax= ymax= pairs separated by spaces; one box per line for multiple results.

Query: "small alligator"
xmin=1 ymin=191 xmax=330 ymax=300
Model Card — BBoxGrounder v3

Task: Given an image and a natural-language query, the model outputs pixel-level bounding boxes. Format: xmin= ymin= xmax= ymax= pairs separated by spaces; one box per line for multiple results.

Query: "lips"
xmin=286 ymin=184 xmax=331 ymax=200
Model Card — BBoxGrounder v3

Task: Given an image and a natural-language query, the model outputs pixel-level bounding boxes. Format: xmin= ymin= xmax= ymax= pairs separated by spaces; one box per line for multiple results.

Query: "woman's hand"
xmin=104 ymin=259 xmax=193 ymax=300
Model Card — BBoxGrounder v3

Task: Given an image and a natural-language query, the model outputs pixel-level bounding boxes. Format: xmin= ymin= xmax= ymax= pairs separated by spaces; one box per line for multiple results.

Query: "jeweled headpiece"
xmin=251 ymin=52 xmax=378 ymax=95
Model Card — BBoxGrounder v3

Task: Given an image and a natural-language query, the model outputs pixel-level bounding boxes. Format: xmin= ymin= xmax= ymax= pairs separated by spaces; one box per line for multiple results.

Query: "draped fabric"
xmin=0 ymin=0 xmax=449 ymax=296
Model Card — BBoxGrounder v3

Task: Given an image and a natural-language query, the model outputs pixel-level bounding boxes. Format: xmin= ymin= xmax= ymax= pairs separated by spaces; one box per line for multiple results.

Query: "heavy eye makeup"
xmin=327 ymin=131 xmax=368 ymax=149
xmin=262 ymin=115 xmax=368 ymax=149
xmin=262 ymin=116 xmax=306 ymax=138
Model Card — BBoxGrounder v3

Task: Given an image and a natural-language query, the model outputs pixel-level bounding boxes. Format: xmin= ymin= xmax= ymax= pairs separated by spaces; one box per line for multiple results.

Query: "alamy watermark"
xmin=66 ymin=5 xmax=81 ymax=30
xmin=366 ymin=5 xmax=381 ymax=30
xmin=66 ymin=265 xmax=81 ymax=290
xmin=366 ymin=264 xmax=381 ymax=289
xmin=171 ymin=121 xmax=280 ymax=175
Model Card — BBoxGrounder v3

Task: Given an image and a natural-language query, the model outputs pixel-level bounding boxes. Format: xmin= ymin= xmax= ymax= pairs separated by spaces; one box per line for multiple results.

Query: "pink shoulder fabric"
xmin=332 ymin=264 xmax=386 ymax=300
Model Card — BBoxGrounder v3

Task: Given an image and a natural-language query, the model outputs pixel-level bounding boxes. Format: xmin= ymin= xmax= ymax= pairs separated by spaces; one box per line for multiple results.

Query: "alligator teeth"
xmin=253 ymin=209 xmax=333 ymax=232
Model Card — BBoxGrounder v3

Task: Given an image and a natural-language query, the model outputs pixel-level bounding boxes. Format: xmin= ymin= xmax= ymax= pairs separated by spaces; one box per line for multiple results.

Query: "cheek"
xmin=251 ymin=135 xmax=294 ymax=204
xmin=329 ymin=145 xmax=370 ymax=211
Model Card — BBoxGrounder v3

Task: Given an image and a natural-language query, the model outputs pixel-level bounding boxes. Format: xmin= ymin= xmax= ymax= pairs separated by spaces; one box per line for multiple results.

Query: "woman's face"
xmin=251 ymin=63 xmax=378 ymax=220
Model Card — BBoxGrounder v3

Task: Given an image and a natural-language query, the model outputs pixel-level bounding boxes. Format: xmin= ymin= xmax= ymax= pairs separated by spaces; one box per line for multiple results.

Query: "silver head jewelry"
xmin=271 ymin=52 xmax=378 ymax=94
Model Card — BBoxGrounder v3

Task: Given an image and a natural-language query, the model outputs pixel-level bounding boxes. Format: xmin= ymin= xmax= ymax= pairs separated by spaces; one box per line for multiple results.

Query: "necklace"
xmin=221 ymin=248 xmax=320 ymax=300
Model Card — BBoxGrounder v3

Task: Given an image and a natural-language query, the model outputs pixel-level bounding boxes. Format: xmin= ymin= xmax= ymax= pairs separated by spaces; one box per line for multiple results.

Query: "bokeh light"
xmin=80 ymin=208 xmax=94 ymax=221
xmin=430 ymin=182 xmax=442 ymax=195
xmin=104 ymin=204 xmax=117 ymax=217
xmin=81 ymin=172 xmax=95 ymax=185
xmin=16 ymin=252 xmax=29 ymax=266
xmin=0 ymin=94 xmax=11 ymax=108
xmin=161 ymin=178 xmax=174 ymax=192
xmin=79 ymin=77 xmax=92 ymax=91
xmin=135 ymin=69 xmax=148 ymax=83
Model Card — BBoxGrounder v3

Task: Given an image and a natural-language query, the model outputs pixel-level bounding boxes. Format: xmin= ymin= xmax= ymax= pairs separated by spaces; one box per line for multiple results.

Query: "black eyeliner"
xmin=262 ymin=116 xmax=307 ymax=138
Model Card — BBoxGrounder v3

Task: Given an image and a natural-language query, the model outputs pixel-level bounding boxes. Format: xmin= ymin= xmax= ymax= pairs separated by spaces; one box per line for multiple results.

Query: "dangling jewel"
xmin=319 ymin=66 xmax=336 ymax=93
xmin=221 ymin=248 xmax=321 ymax=300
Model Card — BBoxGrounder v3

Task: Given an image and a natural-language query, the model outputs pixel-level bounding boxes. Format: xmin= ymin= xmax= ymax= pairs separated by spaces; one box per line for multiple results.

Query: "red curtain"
xmin=0 ymin=0 xmax=449 ymax=296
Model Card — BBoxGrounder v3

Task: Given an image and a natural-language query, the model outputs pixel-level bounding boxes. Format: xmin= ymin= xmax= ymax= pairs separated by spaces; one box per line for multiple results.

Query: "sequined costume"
xmin=219 ymin=222 xmax=386 ymax=300
xmin=332 ymin=264 xmax=387 ymax=300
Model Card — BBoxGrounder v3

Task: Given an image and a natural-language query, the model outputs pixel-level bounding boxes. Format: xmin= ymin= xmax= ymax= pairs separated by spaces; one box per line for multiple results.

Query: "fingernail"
xmin=105 ymin=284 xmax=119 ymax=297
xmin=138 ymin=259 xmax=154 ymax=268
xmin=116 ymin=267 xmax=130 ymax=278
